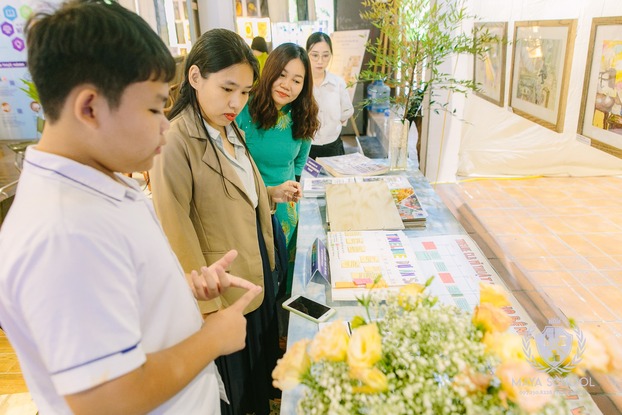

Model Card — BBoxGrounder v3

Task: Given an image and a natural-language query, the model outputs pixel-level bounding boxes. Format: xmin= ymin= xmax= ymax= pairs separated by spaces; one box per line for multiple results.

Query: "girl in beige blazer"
xmin=150 ymin=29 xmax=301 ymax=415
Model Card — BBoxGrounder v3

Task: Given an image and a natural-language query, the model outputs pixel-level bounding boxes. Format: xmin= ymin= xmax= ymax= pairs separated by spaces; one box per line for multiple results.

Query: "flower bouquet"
xmin=272 ymin=280 xmax=621 ymax=415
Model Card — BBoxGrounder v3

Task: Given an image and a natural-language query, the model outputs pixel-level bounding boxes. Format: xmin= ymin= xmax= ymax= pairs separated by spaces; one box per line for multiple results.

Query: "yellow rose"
xmin=483 ymin=331 xmax=525 ymax=362
xmin=572 ymin=329 xmax=609 ymax=375
xmin=472 ymin=303 xmax=512 ymax=333
xmin=497 ymin=360 xmax=554 ymax=413
xmin=350 ymin=366 xmax=388 ymax=393
xmin=453 ymin=368 xmax=492 ymax=393
xmin=308 ymin=320 xmax=350 ymax=362
xmin=350 ymin=315 xmax=367 ymax=330
xmin=604 ymin=337 xmax=622 ymax=374
xmin=479 ymin=282 xmax=511 ymax=307
xmin=398 ymin=283 xmax=425 ymax=309
xmin=347 ymin=323 xmax=382 ymax=369
xmin=272 ymin=339 xmax=311 ymax=390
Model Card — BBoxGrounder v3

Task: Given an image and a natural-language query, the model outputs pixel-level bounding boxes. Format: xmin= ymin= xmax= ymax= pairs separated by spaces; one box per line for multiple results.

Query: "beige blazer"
xmin=150 ymin=107 xmax=275 ymax=314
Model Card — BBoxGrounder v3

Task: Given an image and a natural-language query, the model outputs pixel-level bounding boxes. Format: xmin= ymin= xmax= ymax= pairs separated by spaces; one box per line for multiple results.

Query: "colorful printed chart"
xmin=327 ymin=230 xmax=424 ymax=301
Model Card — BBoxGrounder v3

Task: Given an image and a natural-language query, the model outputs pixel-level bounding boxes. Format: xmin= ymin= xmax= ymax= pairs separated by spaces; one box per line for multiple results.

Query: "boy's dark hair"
xmin=249 ymin=43 xmax=319 ymax=140
xmin=306 ymin=32 xmax=332 ymax=54
xmin=25 ymin=0 xmax=176 ymax=123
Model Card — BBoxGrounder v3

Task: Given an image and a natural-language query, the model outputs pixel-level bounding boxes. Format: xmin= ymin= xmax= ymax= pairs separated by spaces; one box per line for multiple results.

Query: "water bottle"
xmin=368 ymin=80 xmax=390 ymax=113
xmin=367 ymin=81 xmax=377 ymax=111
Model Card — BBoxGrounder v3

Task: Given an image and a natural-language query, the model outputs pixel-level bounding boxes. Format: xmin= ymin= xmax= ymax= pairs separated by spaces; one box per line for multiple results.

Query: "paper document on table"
xmin=327 ymin=230 xmax=424 ymax=301
xmin=302 ymin=177 xmax=357 ymax=198
xmin=316 ymin=152 xmax=389 ymax=177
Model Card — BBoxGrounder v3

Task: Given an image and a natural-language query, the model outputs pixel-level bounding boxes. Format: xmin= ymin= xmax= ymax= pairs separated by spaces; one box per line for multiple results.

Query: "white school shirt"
xmin=204 ymin=121 xmax=258 ymax=208
xmin=0 ymin=147 xmax=222 ymax=414
xmin=312 ymin=71 xmax=355 ymax=146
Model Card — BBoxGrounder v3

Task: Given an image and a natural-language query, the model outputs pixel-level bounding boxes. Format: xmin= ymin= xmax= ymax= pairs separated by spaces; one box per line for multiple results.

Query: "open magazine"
xmin=315 ymin=152 xmax=389 ymax=177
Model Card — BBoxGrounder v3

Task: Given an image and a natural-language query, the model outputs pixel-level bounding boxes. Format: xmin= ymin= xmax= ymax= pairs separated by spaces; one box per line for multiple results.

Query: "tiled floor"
xmin=435 ymin=176 xmax=622 ymax=413
xmin=1 ymin=174 xmax=621 ymax=414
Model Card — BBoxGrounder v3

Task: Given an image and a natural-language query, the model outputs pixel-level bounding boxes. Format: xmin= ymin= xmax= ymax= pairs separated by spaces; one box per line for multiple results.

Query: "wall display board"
xmin=271 ymin=20 xmax=329 ymax=48
xmin=577 ymin=16 xmax=622 ymax=159
xmin=327 ymin=30 xmax=369 ymax=102
xmin=0 ymin=0 xmax=37 ymax=140
xmin=236 ymin=17 xmax=272 ymax=44
xmin=473 ymin=22 xmax=508 ymax=107
xmin=235 ymin=0 xmax=260 ymax=17
xmin=509 ymin=20 xmax=577 ymax=133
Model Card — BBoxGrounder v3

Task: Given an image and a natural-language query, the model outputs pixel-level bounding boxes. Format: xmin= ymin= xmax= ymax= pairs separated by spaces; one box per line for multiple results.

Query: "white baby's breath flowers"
xmin=285 ymin=288 xmax=570 ymax=415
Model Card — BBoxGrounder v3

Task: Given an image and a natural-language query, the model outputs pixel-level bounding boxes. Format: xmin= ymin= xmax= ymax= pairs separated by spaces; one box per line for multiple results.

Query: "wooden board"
xmin=325 ymin=181 xmax=404 ymax=231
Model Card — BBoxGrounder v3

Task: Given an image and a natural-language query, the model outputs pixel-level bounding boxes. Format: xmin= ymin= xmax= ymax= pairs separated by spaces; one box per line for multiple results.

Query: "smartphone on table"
xmin=282 ymin=295 xmax=336 ymax=323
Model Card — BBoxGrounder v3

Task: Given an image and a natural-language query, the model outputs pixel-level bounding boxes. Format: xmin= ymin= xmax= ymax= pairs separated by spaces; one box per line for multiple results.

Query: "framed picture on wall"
xmin=509 ymin=20 xmax=577 ymax=132
xmin=473 ymin=22 xmax=508 ymax=107
xmin=577 ymin=16 xmax=622 ymax=159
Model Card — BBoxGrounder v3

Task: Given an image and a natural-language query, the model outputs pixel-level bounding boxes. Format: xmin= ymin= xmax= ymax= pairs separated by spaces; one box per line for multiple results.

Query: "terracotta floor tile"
xmin=609 ymin=322 xmax=622 ymax=339
xmin=573 ymin=270 xmax=615 ymax=286
xmin=463 ymin=198 xmax=501 ymax=209
xmin=519 ymin=217 xmax=551 ymax=234
xmin=589 ymin=197 xmax=622 ymax=208
xmin=563 ymin=216 xmax=622 ymax=234
xmin=588 ymin=286 xmax=622 ymax=319
xmin=544 ymin=217 xmax=582 ymax=234
xmin=496 ymin=234 xmax=548 ymax=257
xmin=558 ymin=234 xmax=604 ymax=257
xmin=539 ymin=285 xmax=617 ymax=323
xmin=585 ymin=256 xmax=622 ymax=270
xmin=514 ymin=256 xmax=565 ymax=272
xmin=603 ymin=269 xmax=622 ymax=285
xmin=470 ymin=207 xmax=510 ymax=219
xmin=528 ymin=270 xmax=579 ymax=287
xmin=533 ymin=234 xmax=577 ymax=256
xmin=558 ymin=255 xmax=599 ymax=271
xmin=480 ymin=216 xmax=526 ymax=235
xmin=584 ymin=234 xmax=622 ymax=256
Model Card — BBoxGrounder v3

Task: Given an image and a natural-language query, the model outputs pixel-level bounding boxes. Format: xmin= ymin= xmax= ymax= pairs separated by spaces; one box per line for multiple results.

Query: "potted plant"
xmin=19 ymin=79 xmax=44 ymax=137
xmin=357 ymin=0 xmax=494 ymax=170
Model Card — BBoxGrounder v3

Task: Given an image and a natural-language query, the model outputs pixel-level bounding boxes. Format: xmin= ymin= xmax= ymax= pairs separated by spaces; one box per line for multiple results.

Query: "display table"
xmin=280 ymin=163 xmax=603 ymax=414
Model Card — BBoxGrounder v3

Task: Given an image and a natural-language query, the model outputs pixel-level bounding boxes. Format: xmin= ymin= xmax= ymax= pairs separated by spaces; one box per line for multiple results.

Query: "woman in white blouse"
xmin=305 ymin=32 xmax=354 ymax=159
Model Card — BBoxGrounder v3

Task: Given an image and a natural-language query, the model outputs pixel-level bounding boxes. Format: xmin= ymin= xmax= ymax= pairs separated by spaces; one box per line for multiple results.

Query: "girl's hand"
xmin=269 ymin=180 xmax=302 ymax=203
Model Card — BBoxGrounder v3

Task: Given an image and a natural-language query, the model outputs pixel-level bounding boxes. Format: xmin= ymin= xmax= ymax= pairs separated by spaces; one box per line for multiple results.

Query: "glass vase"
xmin=388 ymin=118 xmax=409 ymax=171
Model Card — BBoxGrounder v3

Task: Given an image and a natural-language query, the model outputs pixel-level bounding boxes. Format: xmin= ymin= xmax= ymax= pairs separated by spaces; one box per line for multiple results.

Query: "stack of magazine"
xmin=303 ymin=175 xmax=427 ymax=228
xmin=315 ymin=152 xmax=389 ymax=177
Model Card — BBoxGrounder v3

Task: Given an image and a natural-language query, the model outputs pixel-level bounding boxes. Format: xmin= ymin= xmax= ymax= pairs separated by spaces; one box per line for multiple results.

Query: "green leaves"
xmin=357 ymin=0 xmax=495 ymax=122
xmin=19 ymin=79 xmax=40 ymax=103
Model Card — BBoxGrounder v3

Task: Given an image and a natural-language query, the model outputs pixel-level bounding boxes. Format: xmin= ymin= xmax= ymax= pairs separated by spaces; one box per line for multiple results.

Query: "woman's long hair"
xmin=169 ymin=28 xmax=259 ymax=120
xmin=248 ymin=43 xmax=319 ymax=140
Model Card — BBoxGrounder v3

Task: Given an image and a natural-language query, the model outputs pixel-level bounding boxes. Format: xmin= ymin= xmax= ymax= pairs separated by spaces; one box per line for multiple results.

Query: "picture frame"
xmin=473 ymin=22 xmax=508 ymax=107
xmin=577 ymin=16 xmax=622 ymax=159
xmin=509 ymin=20 xmax=577 ymax=132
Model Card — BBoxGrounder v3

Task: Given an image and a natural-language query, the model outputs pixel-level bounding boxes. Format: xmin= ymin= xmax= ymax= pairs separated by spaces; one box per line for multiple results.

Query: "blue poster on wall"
xmin=0 ymin=0 xmax=38 ymax=141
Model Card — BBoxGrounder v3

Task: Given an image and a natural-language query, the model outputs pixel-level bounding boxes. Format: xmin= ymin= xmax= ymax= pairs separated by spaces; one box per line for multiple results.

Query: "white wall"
xmin=425 ymin=0 xmax=622 ymax=183
xmin=197 ymin=0 xmax=235 ymax=33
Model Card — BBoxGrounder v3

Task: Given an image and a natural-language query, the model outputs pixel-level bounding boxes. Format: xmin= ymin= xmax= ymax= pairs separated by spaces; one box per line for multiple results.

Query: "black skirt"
xmin=308 ymin=136 xmax=345 ymax=159
xmin=216 ymin=212 xmax=282 ymax=415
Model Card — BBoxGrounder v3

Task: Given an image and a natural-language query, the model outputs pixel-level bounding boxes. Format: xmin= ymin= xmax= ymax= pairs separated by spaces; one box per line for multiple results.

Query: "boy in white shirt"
xmin=0 ymin=0 xmax=260 ymax=413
